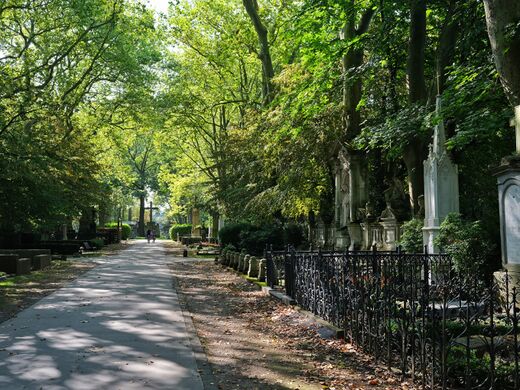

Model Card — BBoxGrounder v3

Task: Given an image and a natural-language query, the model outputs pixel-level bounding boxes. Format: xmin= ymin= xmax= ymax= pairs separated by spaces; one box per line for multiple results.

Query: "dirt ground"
xmin=166 ymin=244 xmax=413 ymax=390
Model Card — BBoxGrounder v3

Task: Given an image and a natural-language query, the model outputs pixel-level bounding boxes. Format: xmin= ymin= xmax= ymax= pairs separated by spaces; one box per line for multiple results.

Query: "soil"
xmin=166 ymin=242 xmax=415 ymax=390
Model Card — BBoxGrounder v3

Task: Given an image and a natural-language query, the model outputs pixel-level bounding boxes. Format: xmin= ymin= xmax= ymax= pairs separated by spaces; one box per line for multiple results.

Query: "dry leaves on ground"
xmin=168 ymin=253 xmax=416 ymax=390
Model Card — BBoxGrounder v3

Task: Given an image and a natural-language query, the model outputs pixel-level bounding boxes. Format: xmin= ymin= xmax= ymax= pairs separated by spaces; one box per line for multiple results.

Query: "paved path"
xmin=0 ymin=241 xmax=205 ymax=390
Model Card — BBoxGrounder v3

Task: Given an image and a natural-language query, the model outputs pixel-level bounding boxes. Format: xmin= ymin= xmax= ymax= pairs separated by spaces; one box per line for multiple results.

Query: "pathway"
xmin=0 ymin=240 xmax=205 ymax=390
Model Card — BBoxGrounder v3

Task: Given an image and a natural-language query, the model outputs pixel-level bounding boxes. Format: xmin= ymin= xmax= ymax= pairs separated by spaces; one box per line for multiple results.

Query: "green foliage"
xmin=399 ymin=219 xmax=424 ymax=253
xmin=218 ymin=222 xmax=305 ymax=255
xmin=169 ymin=224 xmax=192 ymax=240
xmin=105 ymin=222 xmax=131 ymax=240
xmin=435 ymin=213 xmax=495 ymax=275
xmin=90 ymin=238 xmax=104 ymax=249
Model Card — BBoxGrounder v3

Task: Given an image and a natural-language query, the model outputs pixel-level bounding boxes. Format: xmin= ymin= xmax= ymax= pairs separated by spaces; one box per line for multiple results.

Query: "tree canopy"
xmin=1 ymin=0 xmax=518 ymax=252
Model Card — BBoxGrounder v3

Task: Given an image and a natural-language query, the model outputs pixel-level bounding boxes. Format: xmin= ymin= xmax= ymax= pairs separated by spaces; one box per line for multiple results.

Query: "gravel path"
xmin=0 ymin=240 xmax=204 ymax=390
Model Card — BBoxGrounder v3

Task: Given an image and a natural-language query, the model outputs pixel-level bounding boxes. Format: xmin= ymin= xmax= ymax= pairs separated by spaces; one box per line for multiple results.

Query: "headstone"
xmin=0 ymin=254 xmax=19 ymax=274
xmin=17 ymin=258 xmax=31 ymax=275
xmin=379 ymin=206 xmax=400 ymax=251
xmin=423 ymin=96 xmax=459 ymax=253
xmin=248 ymin=256 xmax=259 ymax=278
xmin=494 ymin=105 xmax=520 ymax=297
xmin=258 ymin=259 xmax=267 ymax=282
xmin=192 ymin=208 xmax=201 ymax=236
xmin=241 ymin=255 xmax=251 ymax=274
xmin=32 ymin=254 xmax=51 ymax=270
xmin=334 ymin=160 xmax=350 ymax=249
xmin=336 ymin=149 xmax=368 ymax=250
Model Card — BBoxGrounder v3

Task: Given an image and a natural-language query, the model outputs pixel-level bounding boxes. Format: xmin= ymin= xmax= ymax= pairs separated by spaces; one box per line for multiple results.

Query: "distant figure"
xmin=152 ymin=230 xmax=156 ymax=243
xmin=146 ymin=229 xmax=151 ymax=243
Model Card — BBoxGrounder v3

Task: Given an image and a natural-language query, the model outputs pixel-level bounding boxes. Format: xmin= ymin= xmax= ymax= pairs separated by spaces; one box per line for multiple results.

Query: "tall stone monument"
xmin=423 ymin=96 xmax=460 ymax=253
xmin=496 ymin=106 xmax=520 ymax=278
xmin=191 ymin=208 xmax=201 ymax=236
xmin=335 ymin=148 xmax=368 ymax=249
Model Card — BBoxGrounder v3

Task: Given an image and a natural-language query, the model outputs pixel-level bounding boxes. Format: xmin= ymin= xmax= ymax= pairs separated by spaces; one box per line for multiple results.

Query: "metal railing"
xmin=266 ymin=246 xmax=520 ymax=389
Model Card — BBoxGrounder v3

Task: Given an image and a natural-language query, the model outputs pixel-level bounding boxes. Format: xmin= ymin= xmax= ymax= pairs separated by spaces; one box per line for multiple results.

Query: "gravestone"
xmin=258 ymin=258 xmax=267 ymax=282
xmin=191 ymin=208 xmax=201 ymax=236
xmin=423 ymin=96 xmax=459 ymax=253
xmin=248 ymin=256 xmax=259 ymax=278
xmin=496 ymin=106 xmax=520 ymax=271
xmin=334 ymin=148 xmax=368 ymax=249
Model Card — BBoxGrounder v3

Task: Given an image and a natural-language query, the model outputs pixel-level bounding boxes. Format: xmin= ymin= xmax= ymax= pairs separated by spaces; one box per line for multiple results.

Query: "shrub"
xmin=219 ymin=222 xmax=305 ymax=255
xmin=399 ymin=218 xmax=424 ymax=253
xmin=90 ymin=238 xmax=104 ymax=249
xmin=239 ymin=225 xmax=284 ymax=255
xmin=169 ymin=224 xmax=192 ymax=240
xmin=105 ymin=222 xmax=131 ymax=240
xmin=218 ymin=222 xmax=254 ymax=248
xmin=435 ymin=213 xmax=494 ymax=275
xmin=283 ymin=223 xmax=306 ymax=248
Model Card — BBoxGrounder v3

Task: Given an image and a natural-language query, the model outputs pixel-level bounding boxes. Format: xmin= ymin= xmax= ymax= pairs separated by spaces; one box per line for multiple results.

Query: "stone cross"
xmin=509 ymin=105 xmax=520 ymax=153
xmin=145 ymin=201 xmax=159 ymax=224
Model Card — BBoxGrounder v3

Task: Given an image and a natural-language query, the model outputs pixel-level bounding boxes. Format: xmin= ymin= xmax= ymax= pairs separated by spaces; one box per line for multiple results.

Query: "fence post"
xmin=266 ymin=244 xmax=275 ymax=288
xmin=284 ymin=244 xmax=295 ymax=297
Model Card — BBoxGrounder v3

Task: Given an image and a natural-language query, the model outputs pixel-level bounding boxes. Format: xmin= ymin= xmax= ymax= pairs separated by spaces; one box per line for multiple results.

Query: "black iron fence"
xmin=266 ymin=246 xmax=520 ymax=389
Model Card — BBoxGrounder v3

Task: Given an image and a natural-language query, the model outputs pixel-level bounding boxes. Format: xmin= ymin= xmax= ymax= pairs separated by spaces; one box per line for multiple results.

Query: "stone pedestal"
xmin=241 ymin=255 xmax=250 ymax=274
xmin=423 ymin=96 xmax=459 ymax=253
xmin=191 ymin=208 xmax=201 ymax=236
xmin=347 ymin=223 xmax=363 ymax=250
xmin=494 ymin=157 xmax=520 ymax=300
xmin=496 ymin=157 xmax=520 ymax=266
xmin=248 ymin=256 xmax=259 ymax=278
xmin=258 ymin=259 xmax=267 ymax=282
xmin=380 ymin=219 xmax=400 ymax=251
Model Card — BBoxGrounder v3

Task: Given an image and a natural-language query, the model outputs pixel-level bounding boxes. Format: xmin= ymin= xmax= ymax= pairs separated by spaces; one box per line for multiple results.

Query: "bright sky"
xmin=147 ymin=0 xmax=169 ymax=14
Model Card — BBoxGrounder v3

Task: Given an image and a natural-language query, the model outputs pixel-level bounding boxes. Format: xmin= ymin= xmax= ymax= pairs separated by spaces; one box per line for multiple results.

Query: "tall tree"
xmin=483 ymin=0 xmax=520 ymax=106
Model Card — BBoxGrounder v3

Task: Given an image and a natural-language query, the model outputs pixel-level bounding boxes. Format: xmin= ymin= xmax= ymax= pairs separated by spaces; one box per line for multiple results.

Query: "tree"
xmin=483 ymin=0 xmax=520 ymax=106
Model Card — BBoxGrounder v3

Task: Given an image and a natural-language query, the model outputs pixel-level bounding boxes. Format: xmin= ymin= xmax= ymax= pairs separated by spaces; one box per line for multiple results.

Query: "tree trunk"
xmin=243 ymin=0 xmax=275 ymax=105
xmin=403 ymin=141 xmax=426 ymax=213
xmin=138 ymin=194 xmax=145 ymax=237
xmin=404 ymin=0 xmax=427 ymax=215
xmin=433 ymin=0 xmax=458 ymax=99
xmin=407 ymin=0 xmax=427 ymax=104
xmin=484 ymin=0 xmax=520 ymax=106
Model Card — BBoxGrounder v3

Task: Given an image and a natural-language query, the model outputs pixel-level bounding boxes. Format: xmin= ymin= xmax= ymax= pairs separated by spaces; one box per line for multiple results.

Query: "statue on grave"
xmin=383 ymin=177 xmax=409 ymax=221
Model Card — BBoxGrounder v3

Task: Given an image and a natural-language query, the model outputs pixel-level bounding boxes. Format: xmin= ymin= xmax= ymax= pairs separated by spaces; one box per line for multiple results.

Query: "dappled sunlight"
xmin=0 ymin=241 xmax=204 ymax=389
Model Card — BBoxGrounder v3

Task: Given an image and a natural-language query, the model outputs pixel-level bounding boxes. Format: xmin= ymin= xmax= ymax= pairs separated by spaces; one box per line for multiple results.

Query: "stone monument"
xmin=423 ymin=96 xmax=460 ymax=253
xmin=495 ymin=105 xmax=520 ymax=284
xmin=191 ymin=208 xmax=201 ymax=236
xmin=335 ymin=148 xmax=368 ymax=250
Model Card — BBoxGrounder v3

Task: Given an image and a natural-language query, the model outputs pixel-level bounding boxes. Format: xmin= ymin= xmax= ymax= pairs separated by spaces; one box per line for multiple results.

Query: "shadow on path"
xmin=0 ymin=240 xmax=204 ymax=390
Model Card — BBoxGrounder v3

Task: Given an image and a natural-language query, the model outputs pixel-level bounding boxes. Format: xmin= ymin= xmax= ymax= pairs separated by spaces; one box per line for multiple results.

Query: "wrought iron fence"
xmin=265 ymin=246 xmax=520 ymax=389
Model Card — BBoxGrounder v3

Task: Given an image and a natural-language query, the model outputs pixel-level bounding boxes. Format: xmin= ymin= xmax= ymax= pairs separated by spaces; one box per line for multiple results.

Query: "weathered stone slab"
xmin=248 ymin=256 xmax=259 ymax=278
xmin=0 ymin=254 xmax=19 ymax=274
xmin=0 ymin=249 xmax=51 ymax=259
xmin=258 ymin=258 xmax=266 ymax=282
xmin=16 ymin=258 xmax=31 ymax=275
xmin=241 ymin=255 xmax=250 ymax=274
xmin=32 ymin=254 xmax=51 ymax=270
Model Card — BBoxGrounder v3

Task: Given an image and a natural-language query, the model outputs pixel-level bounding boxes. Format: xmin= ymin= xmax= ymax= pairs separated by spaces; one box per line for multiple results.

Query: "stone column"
xmin=192 ymin=208 xmax=201 ymax=236
xmin=423 ymin=96 xmax=459 ymax=253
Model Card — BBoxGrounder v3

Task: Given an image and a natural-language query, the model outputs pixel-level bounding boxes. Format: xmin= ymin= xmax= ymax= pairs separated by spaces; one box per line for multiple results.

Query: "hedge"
xmin=105 ymin=222 xmax=131 ymax=240
xmin=169 ymin=224 xmax=192 ymax=240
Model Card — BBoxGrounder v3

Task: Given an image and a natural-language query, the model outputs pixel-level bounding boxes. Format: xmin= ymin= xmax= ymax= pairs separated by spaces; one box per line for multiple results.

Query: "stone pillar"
xmin=337 ymin=149 xmax=368 ymax=250
xmin=248 ymin=256 xmax=259 ymax=278
xmin=192 ymin=208 xmax=201 ymax=236
xmin=423 ymin=96 xmax=459 ymax=253
xmin=496 ymin=157 xmax=520 ymax=271
xmin=494 ymin=105 xmax=520 ymax=297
